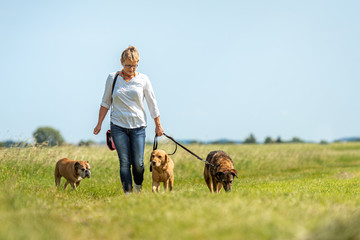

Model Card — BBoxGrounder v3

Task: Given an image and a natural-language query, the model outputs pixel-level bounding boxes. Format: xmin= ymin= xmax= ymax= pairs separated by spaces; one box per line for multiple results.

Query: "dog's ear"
xmin=161 ymin=154 xmax=169 ymax=170
xmin=150 ymin=152 xmax=154 ymax=162
xmin=75 ymin=161 xmax=80 ymax=170
xmin=163 ymin=153 xmax=169 ymax=165
xmin=230 ymin=169 xmax=238 ymax=178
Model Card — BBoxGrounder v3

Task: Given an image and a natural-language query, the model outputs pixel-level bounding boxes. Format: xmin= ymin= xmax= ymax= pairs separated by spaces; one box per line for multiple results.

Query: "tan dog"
xmin=204 ymin=151 xmax=238 ymax=193
xmin=54 ymin=158 xmax=91 ymax=190
xmin=150 ymin=149 xmax=174 ymax=193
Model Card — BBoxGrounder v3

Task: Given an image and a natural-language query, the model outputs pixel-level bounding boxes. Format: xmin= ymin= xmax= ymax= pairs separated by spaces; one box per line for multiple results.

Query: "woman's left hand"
xmin=155 ymin=125 xmax=164 ymax=136
xmin=154 ymin=116 xmax=164 ymax=136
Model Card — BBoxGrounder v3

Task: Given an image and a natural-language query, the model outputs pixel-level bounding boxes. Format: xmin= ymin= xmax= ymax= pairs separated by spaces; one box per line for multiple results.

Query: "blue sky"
xmin=1 ymin=0 xmax=359 ymax=143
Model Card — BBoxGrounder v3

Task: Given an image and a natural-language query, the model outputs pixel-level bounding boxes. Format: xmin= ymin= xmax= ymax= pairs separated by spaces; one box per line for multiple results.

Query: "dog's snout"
xmin=85 ymin=170 xmax=91 ymax=178
xmin=224 ymin=185 xmax=232 ymax=192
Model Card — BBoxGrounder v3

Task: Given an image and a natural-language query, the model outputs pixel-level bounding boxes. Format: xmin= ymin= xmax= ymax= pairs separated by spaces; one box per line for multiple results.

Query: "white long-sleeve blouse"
xmin=101 ymin=72 xmax=160 ymax=129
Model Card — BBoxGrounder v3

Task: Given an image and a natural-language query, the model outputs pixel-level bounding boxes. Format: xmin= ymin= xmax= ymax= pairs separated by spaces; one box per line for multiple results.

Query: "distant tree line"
xmin=246 ymin=134 xmax=314 ymax=144
xmin=1 ymin=127 xmax=360 ymax=148
xmin=0 ymin=140 xmax=30 ymax=148
xmin=33 ymin=127 xmax=64 ymax=146
xmin=0 ymin=127 xmax=65 ymax=148
xmin=262 ymin=136 xmax=305 ymax=144
xmin=0 ymin=126 xmax=97 ymax=148
xmin=243 ymin=133 xmax=334 ymax=145
xmin=78 ymin=140 xmax=96 ymax=146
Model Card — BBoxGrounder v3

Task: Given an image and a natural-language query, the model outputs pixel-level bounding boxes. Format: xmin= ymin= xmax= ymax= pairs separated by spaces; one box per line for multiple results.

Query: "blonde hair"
xmin=121 ymin=46 xmax=140 ymax=63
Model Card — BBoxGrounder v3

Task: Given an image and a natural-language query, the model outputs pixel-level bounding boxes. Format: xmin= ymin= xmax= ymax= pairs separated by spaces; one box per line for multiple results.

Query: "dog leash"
xmin=153 ymin=133 xmax=214 ymax=167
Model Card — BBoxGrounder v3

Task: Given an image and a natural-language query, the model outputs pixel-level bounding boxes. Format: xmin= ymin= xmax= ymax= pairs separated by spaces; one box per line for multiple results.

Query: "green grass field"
xmin=1 ymin=143 xmax=360 ymax=240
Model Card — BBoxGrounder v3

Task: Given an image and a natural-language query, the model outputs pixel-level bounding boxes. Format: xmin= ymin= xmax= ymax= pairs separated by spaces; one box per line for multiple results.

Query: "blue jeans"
xmin=111 ymin=123 xmax=146 ymax=192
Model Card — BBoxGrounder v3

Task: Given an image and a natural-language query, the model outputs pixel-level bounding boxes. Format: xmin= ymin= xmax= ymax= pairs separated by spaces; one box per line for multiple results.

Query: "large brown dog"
xmin=150 ymin=149 xmax=174 ymax=193
xmin=204 ymin=151 xmax=238 ymax=193
xmin=54 ymin=158 xmax=91 ymax=190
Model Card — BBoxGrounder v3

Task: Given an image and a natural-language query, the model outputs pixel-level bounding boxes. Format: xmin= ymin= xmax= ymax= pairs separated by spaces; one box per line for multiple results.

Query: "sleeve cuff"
xmin=101 ymin=102 xmax=110 ymax=109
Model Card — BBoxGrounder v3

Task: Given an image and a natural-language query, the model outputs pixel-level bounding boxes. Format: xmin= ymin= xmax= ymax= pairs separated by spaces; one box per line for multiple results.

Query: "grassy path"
xmin=1 ymin=143 xmax=360 ymax=239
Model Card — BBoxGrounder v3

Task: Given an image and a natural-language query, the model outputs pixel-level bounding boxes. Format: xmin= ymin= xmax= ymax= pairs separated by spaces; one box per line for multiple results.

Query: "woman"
xmin=94 ymin=46 xmax=164 ymax=194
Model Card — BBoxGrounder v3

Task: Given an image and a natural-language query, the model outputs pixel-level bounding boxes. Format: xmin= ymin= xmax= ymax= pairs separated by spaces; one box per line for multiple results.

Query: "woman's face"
xmin=121 ymin=59 xmax=138 ymax=76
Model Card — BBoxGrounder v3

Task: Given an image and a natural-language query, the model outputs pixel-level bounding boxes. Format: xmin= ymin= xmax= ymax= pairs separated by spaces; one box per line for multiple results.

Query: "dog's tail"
xmin=54 ymin=162 xmax=61 ymax=187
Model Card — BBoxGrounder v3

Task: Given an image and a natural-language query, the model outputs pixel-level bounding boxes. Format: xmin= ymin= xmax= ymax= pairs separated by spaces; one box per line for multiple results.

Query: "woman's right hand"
xmin=94 ymin=106 xmax=109 ymax=135
xmin=93 ymin=124 xmax=101 ymax=135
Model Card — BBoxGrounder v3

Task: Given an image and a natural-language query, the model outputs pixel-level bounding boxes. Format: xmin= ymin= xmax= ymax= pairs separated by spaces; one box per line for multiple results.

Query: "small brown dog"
xmin=150 ymin=149 xmax=174 ymax=193
xmin=204 ymin=151 xmax=238 ymax=193
xmin=55 ymin=158 xmax=91 ymax=190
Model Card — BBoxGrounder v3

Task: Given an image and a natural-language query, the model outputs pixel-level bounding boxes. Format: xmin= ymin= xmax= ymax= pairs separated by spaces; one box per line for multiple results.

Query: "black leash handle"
xmin=153 ymin=134 xmax=158 ymax=151
xmin=153 ymin=134 xmax=177 ymax=155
